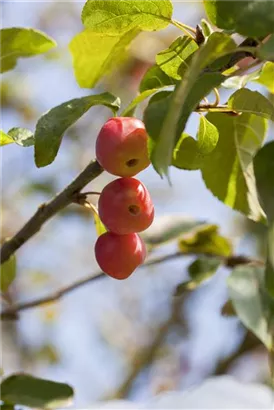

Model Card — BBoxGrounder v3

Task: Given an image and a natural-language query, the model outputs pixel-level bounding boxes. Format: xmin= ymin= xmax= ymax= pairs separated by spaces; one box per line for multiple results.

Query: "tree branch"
xmin=1 ymin=252 xmax=263 ymax=320
xmin=0 ymin=160 xmax=103 ymax=265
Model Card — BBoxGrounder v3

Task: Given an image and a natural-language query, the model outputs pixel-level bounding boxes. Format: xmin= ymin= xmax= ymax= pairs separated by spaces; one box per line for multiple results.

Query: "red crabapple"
xmin=96 ymin=117 xmax=150 ymax=177
xmin=98 ymin=177 xmax=154 ymax=235
xmin=95 ymin=232 xmax=146 ymax=279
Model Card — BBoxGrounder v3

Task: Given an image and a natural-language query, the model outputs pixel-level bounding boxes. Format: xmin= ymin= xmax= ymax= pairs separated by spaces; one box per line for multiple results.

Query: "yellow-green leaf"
xmin=255 ymin=62 xmax=274 ymax=94
xmin=69 ymin=29 xmax=139 ymax=88
xmin=1 ymin=27 xmax=56 ymax=73
xmin=81 ymin=0 xmax=173 ymax=34
xmin=1 ymin=255 xmax=16 ymax=292
xmin=173 ymin=116 xmax=219 ymax=170
xmin=178 ymin=224 xmax=232 ymax=257
xmin=0 ymin=130 xmax=13 ymax=146
xmin=201 ymin=112 xmax=267 ymax=222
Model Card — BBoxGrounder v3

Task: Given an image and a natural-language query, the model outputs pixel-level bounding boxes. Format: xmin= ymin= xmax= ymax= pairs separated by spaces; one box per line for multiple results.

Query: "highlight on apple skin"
xmin=95 ymin=232 xmax=147 ymax=279
xmin=96 ymin=117 xmax=150 ymax=177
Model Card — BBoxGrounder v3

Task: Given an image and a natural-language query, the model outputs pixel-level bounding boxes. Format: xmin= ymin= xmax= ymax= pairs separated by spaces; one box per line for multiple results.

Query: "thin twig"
xmin=195 ymin=104 xmax=239 ymax=116
xmin=0 ymin=160 xmax=103 ymax=265
xmin=1 ymin=252 xmax=263 ymax=320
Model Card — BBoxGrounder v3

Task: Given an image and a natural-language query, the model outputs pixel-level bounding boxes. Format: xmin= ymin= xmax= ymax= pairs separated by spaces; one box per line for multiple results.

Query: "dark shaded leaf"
xmin=139 ymin=65 xmax=176 ymax=93
xmin=204 ymin=0 xmax=274 ymax=37
xmin=34 ymin=92 xmax=120 ymax=167
xmin=254 ymin=141 xmax=274 ymax=296
xmin=0 ymin=374 xmax=74 ymax=408
xmin=147 ymin=32 xmax=235 ymax=177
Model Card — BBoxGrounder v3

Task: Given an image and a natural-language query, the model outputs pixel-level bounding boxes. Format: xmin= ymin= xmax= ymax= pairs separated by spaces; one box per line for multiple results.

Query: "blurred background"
xmin=1 ymin=1 xmax=272 ymax=407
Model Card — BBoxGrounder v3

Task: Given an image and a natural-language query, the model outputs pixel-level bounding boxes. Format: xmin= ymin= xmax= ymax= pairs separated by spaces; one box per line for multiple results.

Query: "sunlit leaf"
xmin=173 ymin=115 xmax=219 ymax=170
xmin=201 ymin=112 xmax=267 ymax=221
xmin=82 ymin=0 xmax=173 ymax=34
xmin=69 ymin=29 xmax=139 ymax=88
xmin=0 ymin=27 xmax=56 ymax=73
xmin=178 ymin=224 xmax=232 ymax=257
xmin=255 ymin=62 xmax=274 ymax=93
xmin=228 ymin=89 xmax=274 ymax=121
xmin=156 ymin=36 xmax=198 ymax=80
xmin=0 ymin=130 xmax=13 ymax=146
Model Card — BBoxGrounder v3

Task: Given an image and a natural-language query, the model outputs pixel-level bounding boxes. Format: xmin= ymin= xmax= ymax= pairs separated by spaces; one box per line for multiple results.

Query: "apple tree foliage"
xmin=1 ymin=0 xmax=274 ymax=406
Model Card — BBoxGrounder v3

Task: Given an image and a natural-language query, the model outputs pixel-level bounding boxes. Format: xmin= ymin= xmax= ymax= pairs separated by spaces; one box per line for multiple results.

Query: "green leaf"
xmin=69 ymin=29 xmax=138 ymax=88
xmin=156 ymin=36 xmax=198 ymax=80
xmin=221 ymin=69 xmax=261 ymax=90
xmin=228 ymin=89 xmax=274 ymax=121
xmin=0 ymin=130 xmax=13 ymax=146
xmin=255 ymin=62 xmax=274 ymax=93
xmin=254 ymin=141 xmax=274 ymax=295
xmin=139 ymin=65 xmax=176 ymax=93
xmin=175 ymin=253 xmax=221 ymax=296
xmin=173 ymin=115 xmax=219 ymax=170
xmin=145 ymin=72 xmax=224 ymax=175
xmin=141 ymin=215 xmax=205 ymax=246
xmin=143 ymin=90 xmax=172 ymax=144
xmin=204 ymin=0 xmax=274 ymax=37
xmin=0 ymin=374 xmax=73 ymax=408
xmin=178 ymin=224 xmax=232 ymax=257
xmin=257 ymin=34 xmax=274 ymax=62
xmin=0 ymin=27 xmax=56 ymax=73
xmin=81 ymin=0 xmax=173 ymax=34
xmin=227 ymin=265 xmax=272 ymax=349
xmin=34 ymin=92 xmax=120 ymax=167
xmin=8 ymin=128 xmax=34 ymax=147
xmin=200 ymin=18 xmax=214 ymax=38
xmin=201 ymin=112 xmax=267 ymax=222
xmin=121 ymin=89 xmax=160 ymax=117
xmin=148 ymin=32 xmax=236 ymax=177
xmin=1 ymin=255 xmax=16 ymax=292
xmin=254 ymin=141 xmax=274 ymax=221
xmin=188 ymin=255 xmax=221 ymax=281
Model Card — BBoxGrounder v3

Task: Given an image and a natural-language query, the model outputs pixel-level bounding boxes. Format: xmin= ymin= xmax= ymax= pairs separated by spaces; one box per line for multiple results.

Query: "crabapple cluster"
xmin=94 ymin=117 xmax=154 ymax=280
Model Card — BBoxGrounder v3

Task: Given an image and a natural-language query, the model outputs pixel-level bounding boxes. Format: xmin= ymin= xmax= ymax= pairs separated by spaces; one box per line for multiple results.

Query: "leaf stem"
xmin=171 ymin=19 xmax=196 ymax=40
xmin=196 ymin=104 xmax=239 ymax=115
xmin=212 ymin=88 xmax=220 ymax=107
